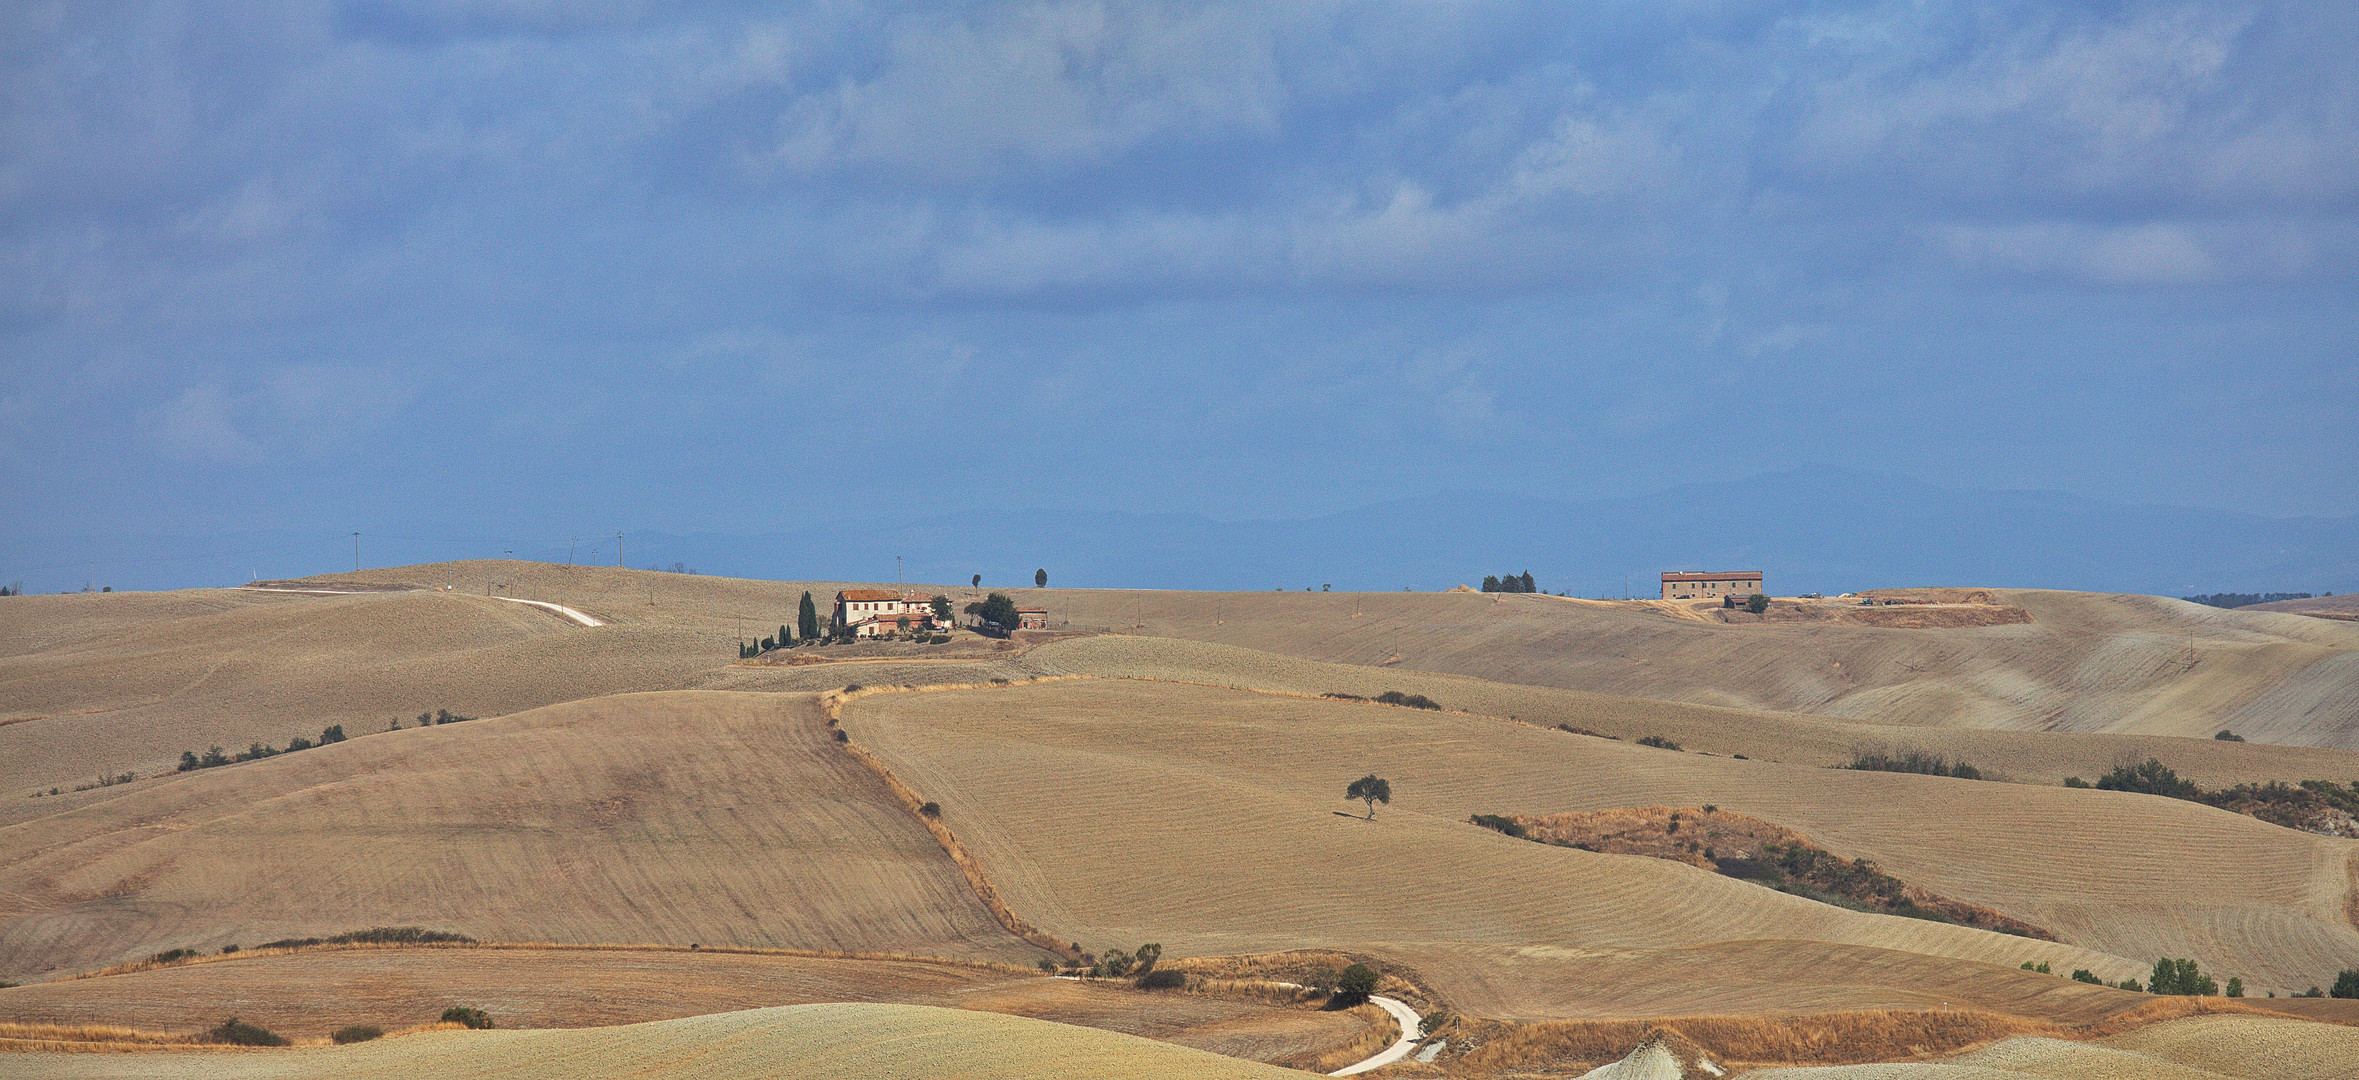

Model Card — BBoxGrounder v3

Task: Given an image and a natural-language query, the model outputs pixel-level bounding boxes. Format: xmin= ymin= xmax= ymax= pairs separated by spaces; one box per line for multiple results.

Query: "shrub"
xmin=2019 ymin=960 xmax=2050 ymax=974
xmin=331 ymin=1024 xmax=384 ymax=1044
xmin=2095 ymin=759 xmax=2200 ymax=800
xmin=1844 ymin=750 xmax=1983 ymax=780
xmin=1746 ymin=593 xmax=1770 ymax=614
xmin=2115 ymin=978 xmax=2145 ymax=992
xmin=1037 ymin=958 xmax=1058 ymax=972
xmin=2226 ymin=977 xmax=2244 ymax=998
xmin=1374 ymin=691 xmax=1440 ymax=710
xmin=1137 ymin=969 xmax=1186 ymax=990
xmin=441 ymin=1006 xmax=494 ymax=1029
xmin=920 ymin=802 xmax=941 ymax=817
xmin=1636 ymin=735 xmax=1681 ymax=750
xmin=833 ymin=730 xmax=848 ymax=742
xmin=179 ymin=751 xmax=201 ymax=772
xmin=2062 ymin=776 xmax=2091 ymax=788
xmin=2070 ymin=969 xmax=2102 ymax=984
xmin=147 ymin=948 xmax=201 ymax=965
xmin=2214 ymin=730 xmax=2245 ymax=742
xmin=1336 ymin=963 xmax=1379 ymax=1000
xmin=1470 ymin=813 xmax=1527 ymax=838
xmin=221 ymin=944 xmax=239 ymax=954
xmin=2333 ymin=968 xmax=2359 ymax=999
xmin=927 ymin=635 xmax=950 ymax=644
xmin=1419 ymin=1009 xmax=1453 ymax=1038
xmin=207 ymin=1018 xmax=288 ymax=1046
xmin=200 ymin=746 xmax=231 ymax=768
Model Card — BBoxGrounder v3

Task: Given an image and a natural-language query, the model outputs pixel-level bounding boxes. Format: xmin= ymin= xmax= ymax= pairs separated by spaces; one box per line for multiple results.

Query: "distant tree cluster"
xmin=0 ymin=582 xmax=20 ymax=596
xmin=1843 ymin=749 xmax=1985 ymax=781
xmin=1481 ymin=571 xmax=1538 ymax=593
xmin=966 ymin=591 xmax=1020 ymax=635
xmin=178 ymin=724 xmax=349 ymax=773
xmin=2062 ymin=759 xmax=2359 ymax=834
xmin=2180 ymin=592 xmax=2319 ymax=608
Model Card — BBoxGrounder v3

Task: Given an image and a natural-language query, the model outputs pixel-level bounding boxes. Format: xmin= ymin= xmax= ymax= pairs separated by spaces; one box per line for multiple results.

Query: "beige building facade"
xmin=1660 ymin=570 xmax=1764 ymax=601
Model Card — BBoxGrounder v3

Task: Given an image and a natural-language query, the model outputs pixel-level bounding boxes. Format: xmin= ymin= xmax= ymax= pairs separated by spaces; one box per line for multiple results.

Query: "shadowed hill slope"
xmin=0 ymin=1002 xmax=1312 ymax=1080
xmin=0 ymin=691 xmax=1039 ymax=980
xmin=843 ymin=678 xmax=2359 ymax=1011
xmin=1748 ymin=1013 xmax=2359 ymax=1079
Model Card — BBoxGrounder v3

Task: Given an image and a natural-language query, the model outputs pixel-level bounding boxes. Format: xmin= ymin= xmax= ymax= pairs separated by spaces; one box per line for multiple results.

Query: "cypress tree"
xmin=798 ymin=592 xmax=820 ymax=641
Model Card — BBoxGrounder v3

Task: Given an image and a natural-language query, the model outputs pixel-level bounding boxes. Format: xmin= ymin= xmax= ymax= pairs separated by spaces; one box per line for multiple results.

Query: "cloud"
xmin=144 ymin=366 xmax=415 ymax=463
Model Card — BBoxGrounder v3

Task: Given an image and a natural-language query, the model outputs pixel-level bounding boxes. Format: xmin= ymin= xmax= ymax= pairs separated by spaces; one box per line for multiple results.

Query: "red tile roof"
xmin=1660 ymin=571 xmax=1762 ymax=582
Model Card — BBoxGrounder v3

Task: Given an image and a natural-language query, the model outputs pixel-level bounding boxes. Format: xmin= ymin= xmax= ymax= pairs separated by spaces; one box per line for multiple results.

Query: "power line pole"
xmin=616 ymin=531 xmax=623 ymax=569
xmin=353 ymin=533 xmax=360 ymax=573
xmin=568 ymin=538 xmax=578 ymax=567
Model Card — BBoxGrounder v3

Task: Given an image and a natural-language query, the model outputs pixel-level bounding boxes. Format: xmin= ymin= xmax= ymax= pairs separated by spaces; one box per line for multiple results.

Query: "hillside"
xmin=9 ymin=562 xmax=2358 ymax=803
xmin=0 ymin=691 xmax=1039 ymax=978
xmin=0 ymin=1002 xmax=1312 ymax=1080
xmin=1006 ymin=586 xmax=2359 ymax=747
xmin=1748 ymin=1013 xmax=2359 ymax=1079
xmin=841 ymin=677 xmax=2359 ymax=1012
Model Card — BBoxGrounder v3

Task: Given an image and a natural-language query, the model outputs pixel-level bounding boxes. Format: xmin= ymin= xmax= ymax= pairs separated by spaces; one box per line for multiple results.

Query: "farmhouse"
xmin=833 ymin=589 xmax=948 ymax=639
xmin=1016 ymin=607 xmax=1050 ymax=630
xmin=1661 ymin=570 xmax=1764 ymax=601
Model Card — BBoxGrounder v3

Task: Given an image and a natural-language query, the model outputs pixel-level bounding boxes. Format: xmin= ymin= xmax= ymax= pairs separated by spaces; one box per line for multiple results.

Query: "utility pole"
xmin=616 ymin=531 xmax=623 ymax=569
xmin=353 ymin=533 xmax=360 ymax=573
xmin=897 ymin=555 xmax=902 ymax=584
xmin=569 ymin=539 xmax=578 ymax=567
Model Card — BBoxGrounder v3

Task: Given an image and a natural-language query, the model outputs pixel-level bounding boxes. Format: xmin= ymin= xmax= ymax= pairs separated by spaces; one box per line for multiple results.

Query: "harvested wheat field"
xmin=842 ymin=677 xmax=2359 ymax=1006
xmin=0 ymin=1002 xmax=1311 ymax=1080
xmin=0 ymin=945 xmax=1370 ymax=1066
xmin=1004 ymin=586 xmax=2359 ymax=747
xmin=1742 ymin=1012 xmax=2359 ymax=1079
xmin=0 ymin=691 xmax=1041 ymax=978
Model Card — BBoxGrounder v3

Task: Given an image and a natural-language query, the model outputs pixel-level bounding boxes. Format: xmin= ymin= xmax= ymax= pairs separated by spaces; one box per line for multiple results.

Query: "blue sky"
xmin=3 ymin=2 xmax=2354 ymax=589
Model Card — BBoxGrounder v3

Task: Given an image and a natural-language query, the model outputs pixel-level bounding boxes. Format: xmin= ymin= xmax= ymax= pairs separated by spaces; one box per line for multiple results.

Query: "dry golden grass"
xmin=1308 ymin=1002 xmax=1399 ymax=1072
xmin=1025 ymin=635 xmax=2359 ymax=789
xmin=0 ymin=691 xmax=1041 ymax=979
xmin=0 ymin=945 xmax=1372 ymax=1066
xmin=844 ymin=677 xmax=2359 ymax=1011
xmin=1004 ymin=585 xmax=2359 ymax=747
xmin=0 ymin=1003 xmax=1317 ymax=1079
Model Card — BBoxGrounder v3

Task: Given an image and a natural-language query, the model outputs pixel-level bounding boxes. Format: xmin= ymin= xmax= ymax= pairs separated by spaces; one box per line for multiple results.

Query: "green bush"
xmin=207 ymin=1018 xmax=289 ymax=1046
xmin=2333 ymin=968 xmax=2359 ymax=999
xmin=2019 ymin=960 xmax=2050 ymax=974
xmin=2070 ymin=969 xmax=2102 ymax=984
xmin=1746 ymin=593 xmax=1770 ymax=614
xmin=1374 ymin=691 xmax=1440 ymax=710
xmin=331 ymin=1024 xmax=384 ymax=1044
xmin=147 ymin=948 xmax=201 ymax=965
xmin=1844 ymin=749 xmax=1983 ymax=780
xmin=2062 ymin=776 xmax=2091 ymax=788
xmin=2096 ymin=759 xmax=2200 ymax=800
xmin=2214 ymin=730 xmax=2244 ymax=741
xmin=2226 ymin=977 xmax=2244 ymax=998
xmin=441 ymin=1006 xmax=494 ymax=1029
xmin=1336 ymin=963 xmax=1379 ymax=999
xmin=1637 ymin=735 xmax=1681 ymax=750
xmin=2148 ymin=957 xmax=2217 ymax=995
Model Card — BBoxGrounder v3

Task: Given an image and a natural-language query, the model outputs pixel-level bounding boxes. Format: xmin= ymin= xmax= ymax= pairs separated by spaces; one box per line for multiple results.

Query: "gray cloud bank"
xmin=2 ymin=2 xmax=2354 ymax=570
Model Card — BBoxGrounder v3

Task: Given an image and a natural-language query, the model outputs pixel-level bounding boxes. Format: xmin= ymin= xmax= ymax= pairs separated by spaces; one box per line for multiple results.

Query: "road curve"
xmin=496 ymin=596 xmax=603 ymax=626
xmin=1329 ymin=994 xmax=1421 ymax=1076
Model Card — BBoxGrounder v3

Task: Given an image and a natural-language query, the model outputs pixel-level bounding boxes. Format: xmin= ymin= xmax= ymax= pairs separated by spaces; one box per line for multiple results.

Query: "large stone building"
xmin=832 ymin=589 xmax=948 ymax=638
xmin=1660 ymin=570 xmax=1763 ymax=601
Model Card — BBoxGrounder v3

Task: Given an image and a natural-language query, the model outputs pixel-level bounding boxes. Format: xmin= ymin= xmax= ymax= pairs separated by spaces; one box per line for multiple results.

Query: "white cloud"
xmin=144 ymin=366 xmax=414 ymax=463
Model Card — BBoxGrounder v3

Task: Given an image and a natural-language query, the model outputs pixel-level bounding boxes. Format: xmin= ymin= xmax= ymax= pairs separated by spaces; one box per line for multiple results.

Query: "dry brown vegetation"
xmin=0 ymin=691 xmax=1041 ymax=978
xmin=8 ymin=563 xmax=2359 ymax=1077
xmin=0 ymin=945 xmax=1372 ymax=1066
xmin=844 ymin=676 xmax=2359 ymax=1006
xmin=1492 ymin=806 xmax=2053 ymax=938
xmin=0 ymin=1003 xmax=1320 ymax=1079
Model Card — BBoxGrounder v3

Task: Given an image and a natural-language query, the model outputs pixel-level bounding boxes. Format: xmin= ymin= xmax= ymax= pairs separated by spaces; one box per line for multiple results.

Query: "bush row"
xmin=2063 ymin=759 xmax=2359 ymax=833
xmin=178 ymin=724 xmax=351 ymax=773
xmin=1842 ymin=749 xmax=1985 ymax=781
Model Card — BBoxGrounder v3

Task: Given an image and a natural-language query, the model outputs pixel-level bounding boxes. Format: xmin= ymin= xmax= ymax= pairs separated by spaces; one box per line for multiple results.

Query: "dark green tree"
xmin=1346 ymin=774 xmax=1392 ymax=820
xmin=972 ymin=574 xmax=981 ymax=588
xmin=179 ymin=750 xmax=201 ymax=772
xmin=966 ymin=592 xmax=1020 ymax=632
xmin=1481 ymin=575 xmax=1501 ymax=592
xmin=1747 ymin=593 xmax=1770 ymax=614
xmin=2097 ymin=759 xmax=2201 ymax=800
xmin=1517 ymin=571 xmax=1536 ymax=593
xmin=930 ymin=595 xmax=953 ymax=622
xmin=2149 ymin=957 xmax=2216 ymax=996
xmin=1336 ymin=963 xmax=1379 ymax=1001
xmin=1035 ymin=568 xmax=1048 ymax=587
xmin=2333 ymin=968 xmax=2359 ymax=998
xmin=200 ymin=745 xmax=230 ymax=768
xmin=798 ymin=592 xmax=820 ymax=640
xmin=779 ymin=623 xmax=792 ymax=647
xmin=319 ymin=724 xmax=346 ymax=744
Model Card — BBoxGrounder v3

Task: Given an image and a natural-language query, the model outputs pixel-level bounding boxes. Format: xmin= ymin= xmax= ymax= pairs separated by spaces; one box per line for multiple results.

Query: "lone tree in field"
xmin=1035 ymin=568 xmax=1048 ymax=587
xmin=1346 ymin=774 xmax=1392 ymax=820
xmin=972 ymin=574 xmax=981 ymax=588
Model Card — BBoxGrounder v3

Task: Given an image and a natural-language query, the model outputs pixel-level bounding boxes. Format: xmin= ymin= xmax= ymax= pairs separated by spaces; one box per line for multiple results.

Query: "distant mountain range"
xmin=627 ymin=466 xmax=2358 ymax=598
